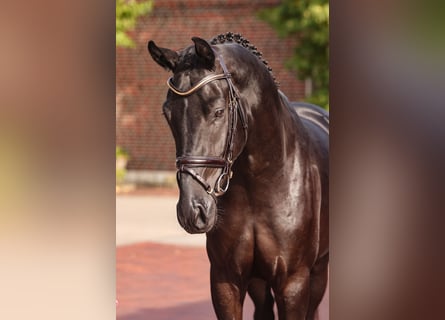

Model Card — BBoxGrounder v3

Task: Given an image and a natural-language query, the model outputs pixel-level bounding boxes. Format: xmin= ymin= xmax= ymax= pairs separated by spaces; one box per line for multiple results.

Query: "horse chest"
xmin=249 ymin=214 xmax=314 ymax=277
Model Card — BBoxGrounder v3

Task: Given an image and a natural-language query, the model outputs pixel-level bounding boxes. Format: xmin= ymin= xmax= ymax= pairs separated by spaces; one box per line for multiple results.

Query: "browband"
xmin=167 ymin=73 xmax=230 ymax=96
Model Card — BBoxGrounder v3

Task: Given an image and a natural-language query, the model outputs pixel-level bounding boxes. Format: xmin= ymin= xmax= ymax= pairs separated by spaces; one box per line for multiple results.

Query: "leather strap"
xmin=177 ymin=167 xmax=213 ymax=194
xmin=176 ymin=156 xmax=226 ymax=168
xmin=170 ymin=47 xmax=248 ymax=198
xmin=167 ymin=73 xmax=229 ymax=96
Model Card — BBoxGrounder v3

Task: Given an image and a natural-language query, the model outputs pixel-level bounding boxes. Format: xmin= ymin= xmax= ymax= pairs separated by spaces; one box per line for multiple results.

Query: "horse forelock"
xmin=174 ymin=47 xmax=211 ymax=74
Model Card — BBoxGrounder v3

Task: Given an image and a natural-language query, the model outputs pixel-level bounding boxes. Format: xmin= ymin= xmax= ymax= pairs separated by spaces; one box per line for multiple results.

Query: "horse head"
xmin=148 ymin=37 xmax=248 ymax=234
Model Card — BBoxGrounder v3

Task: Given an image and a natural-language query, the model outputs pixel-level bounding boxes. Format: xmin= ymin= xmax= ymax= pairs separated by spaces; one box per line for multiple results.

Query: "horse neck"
xmin=219 ymin=46 xmax=310 ymax=179
xmin=240 ymin=85 xmax=310 ymax=178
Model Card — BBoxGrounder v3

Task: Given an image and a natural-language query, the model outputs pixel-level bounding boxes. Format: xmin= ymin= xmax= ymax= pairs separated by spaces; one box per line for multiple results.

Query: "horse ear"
xmin=191 ymin=37 xmax=215 ymax=70
xmin=147 ymin=40 xmax=178 ymax=72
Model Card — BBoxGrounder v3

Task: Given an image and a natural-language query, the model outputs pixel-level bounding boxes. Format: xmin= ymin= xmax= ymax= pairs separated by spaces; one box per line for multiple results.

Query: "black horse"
xmin=148 ymin=32 xmax=328 ymax=320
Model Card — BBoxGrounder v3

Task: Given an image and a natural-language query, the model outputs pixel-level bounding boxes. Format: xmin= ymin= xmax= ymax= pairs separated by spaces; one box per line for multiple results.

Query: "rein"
xmin=167 ymin=50 xmax=248 ymax=198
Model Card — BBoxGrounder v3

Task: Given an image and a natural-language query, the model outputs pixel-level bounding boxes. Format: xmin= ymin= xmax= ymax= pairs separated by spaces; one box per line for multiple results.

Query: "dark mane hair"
xmin=210 ymin=32 xmax=278 ymax=86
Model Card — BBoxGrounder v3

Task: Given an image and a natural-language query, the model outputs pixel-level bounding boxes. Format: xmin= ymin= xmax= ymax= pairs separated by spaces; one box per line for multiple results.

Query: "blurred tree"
xmin=116 ymin=0 xmax=153 ymax=48
xmin=259 ymin=0 xmax=329 ymax=109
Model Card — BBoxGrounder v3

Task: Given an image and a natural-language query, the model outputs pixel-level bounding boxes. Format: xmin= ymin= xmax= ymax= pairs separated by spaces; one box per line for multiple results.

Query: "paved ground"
xmin=116 ymin=188 xmax=329 ymax=319
xmin=116 ymin=190 xmax=205 ymax=247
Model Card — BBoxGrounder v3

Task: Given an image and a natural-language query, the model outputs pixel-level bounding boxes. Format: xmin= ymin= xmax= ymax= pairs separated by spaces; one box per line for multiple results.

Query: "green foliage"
xmin=116 ymin=168 xmax=127 ymax=184
xmin=116 ymin=146 xmax=128 ymax=158
xmin=116 ymin=0 xmax=153 ymax=48
xmin=116 ymin=146 xmax=129 ymax=185
xmin=259 ymin=0 xmax=329 ymax=109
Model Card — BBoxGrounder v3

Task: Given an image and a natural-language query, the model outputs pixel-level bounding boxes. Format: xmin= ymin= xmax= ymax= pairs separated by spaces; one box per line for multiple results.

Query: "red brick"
xmin=117 ymin=0 xmax=305 ymax=171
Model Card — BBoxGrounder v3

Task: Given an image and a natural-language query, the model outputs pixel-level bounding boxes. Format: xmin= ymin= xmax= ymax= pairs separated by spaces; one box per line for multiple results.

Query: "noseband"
xmin=167 ymin=51 xmax=248 ymax=198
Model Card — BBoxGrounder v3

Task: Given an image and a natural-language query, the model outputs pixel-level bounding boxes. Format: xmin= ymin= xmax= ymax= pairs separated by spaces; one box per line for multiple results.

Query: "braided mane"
xmin=210 ymin=32 xmax=278 ymax=86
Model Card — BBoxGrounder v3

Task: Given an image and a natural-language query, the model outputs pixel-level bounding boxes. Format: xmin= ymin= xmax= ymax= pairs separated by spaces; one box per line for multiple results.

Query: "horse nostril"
xmin=193 ymin=202 xmax=208 ymax=226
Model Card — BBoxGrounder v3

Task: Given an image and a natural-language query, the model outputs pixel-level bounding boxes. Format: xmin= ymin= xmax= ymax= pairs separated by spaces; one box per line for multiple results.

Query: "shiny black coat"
xmin=148 ymin=33 xmax=329 ymax=320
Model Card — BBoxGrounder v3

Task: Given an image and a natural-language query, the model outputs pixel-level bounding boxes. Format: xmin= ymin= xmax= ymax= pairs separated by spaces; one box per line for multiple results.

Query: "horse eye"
xmin=214 ymin=109 xmax=224 ymax=118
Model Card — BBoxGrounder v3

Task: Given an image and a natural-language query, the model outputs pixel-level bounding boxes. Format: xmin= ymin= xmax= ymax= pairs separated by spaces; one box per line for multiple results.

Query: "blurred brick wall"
xmin=116 ymin=0 xmax=305 ymax=171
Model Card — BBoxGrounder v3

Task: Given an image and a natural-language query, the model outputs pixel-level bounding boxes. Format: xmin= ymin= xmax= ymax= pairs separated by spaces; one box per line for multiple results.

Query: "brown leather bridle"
xmin=166 ymin=51 xmax=248 ymax=198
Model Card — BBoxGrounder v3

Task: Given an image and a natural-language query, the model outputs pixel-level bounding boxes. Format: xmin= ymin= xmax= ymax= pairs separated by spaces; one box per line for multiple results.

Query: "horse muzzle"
xmin=176 ymin=196 xmax=217 ymax=234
